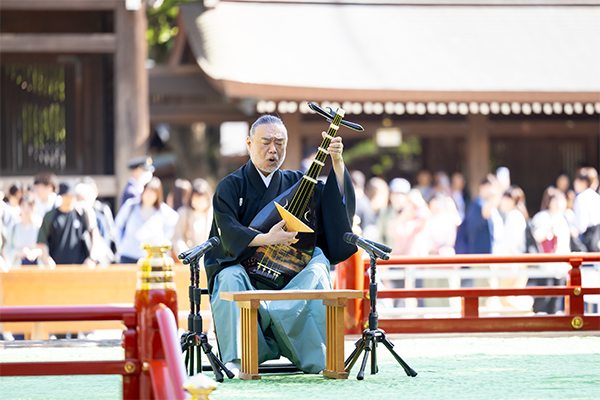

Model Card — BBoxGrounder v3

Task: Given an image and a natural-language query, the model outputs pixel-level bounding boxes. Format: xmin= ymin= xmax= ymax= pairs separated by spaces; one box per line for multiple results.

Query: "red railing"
xmin=338 ymin=253 xmax=600 ymax=334
xmin=0 ymin=305 xmax=140 ymax=399
xmin=0 ymin=304 xmax=190 ymax=399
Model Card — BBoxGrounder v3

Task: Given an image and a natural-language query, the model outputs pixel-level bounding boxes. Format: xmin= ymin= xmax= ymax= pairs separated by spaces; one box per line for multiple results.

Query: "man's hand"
xmin=249 ymin=220 xmax=298 ymax=247
xmin=44 ymin=257 xmax=56 ymax=270
xmin=324 ymin=132 xmax=344 ymax=163
xmin=323 ymin=131 xmax=345 ymax=194
xmin=83 ymin=257 xmax=97 ymax=269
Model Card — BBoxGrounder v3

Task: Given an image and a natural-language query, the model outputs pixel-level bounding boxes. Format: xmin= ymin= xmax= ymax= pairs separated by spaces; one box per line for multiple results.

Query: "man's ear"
xmin=246 ymin=136 xmax=252 ymax=152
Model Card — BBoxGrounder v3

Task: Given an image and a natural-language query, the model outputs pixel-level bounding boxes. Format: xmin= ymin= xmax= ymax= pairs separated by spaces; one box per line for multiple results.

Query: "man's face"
xmin=247 ymin=123 xmax=287 ymax=176
xmin=573 ymin=178 xmax=588 ymax=194
xmin=479 ymin=182 xmax=497 ymax=200
xmin=34 ymin=183 xmax=53 ymax=202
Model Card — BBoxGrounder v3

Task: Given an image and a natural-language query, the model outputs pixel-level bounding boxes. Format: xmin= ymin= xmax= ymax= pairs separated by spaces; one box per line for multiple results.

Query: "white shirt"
xmin=573 ymin=188 xmax=600 ymax=234
xmin=4 ymin=215 xmax=43 ymax=267
xmin=34 ymin=192 xmax=60 ymax=220
xmin=258 ymin=170 xmax=276 ymax=188
xmin=496 ymin=209 xmax=527 ymax=255
xmin=114 ymin=199 xmax=179 ymax=259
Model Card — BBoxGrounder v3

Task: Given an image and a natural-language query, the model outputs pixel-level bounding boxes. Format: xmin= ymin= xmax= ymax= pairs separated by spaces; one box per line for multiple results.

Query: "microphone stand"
xmin=179 ymin=252 xmax=234 ymax=382
xmin=344 ymin=248 xmax=418 ymax=380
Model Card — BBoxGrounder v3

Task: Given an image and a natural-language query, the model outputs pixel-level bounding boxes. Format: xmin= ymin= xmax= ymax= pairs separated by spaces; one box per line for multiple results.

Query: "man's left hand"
xmin=324 ymin=131 xmax=344 ymax=162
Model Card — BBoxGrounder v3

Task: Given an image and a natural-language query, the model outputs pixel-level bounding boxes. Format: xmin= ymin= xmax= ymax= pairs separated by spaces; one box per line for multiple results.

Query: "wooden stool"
xmin=220 ymin=289 xmax=363 ymax=380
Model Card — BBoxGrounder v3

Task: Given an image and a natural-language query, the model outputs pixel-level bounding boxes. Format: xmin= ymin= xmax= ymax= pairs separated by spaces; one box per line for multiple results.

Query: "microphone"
xmin=364 ymin=238 xmax=392 ymax=254
xmin=343 ymin=232 xmax=390 ymax=260
xmin=179 ymin=236 xmax=220 ymax=265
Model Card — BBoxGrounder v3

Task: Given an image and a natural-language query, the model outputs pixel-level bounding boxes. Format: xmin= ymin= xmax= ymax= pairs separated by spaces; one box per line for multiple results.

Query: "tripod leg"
xmin=357 ymin=340 xmax=372 ymax=381
xmin=345 ymin=338 xmax=366 ymax=372
xmin=189 ymin=344 xmax=195 ymax=376
xmin=183 ymin=347 xmax=190 ymax=375
xmin=196 ymin=345 xmax=202 ymax=377
xmin=381 ymin=337 xmax=418 ymax=377
xmin=371 ymin=341 xmax=378 ymax=375
xmin=206 ymin=354 xmax=224 ymax=383
xmin=208 ymin=353 xmax=235 ymax=380
xmin=199 ymin=334 xmax=235 ymax=380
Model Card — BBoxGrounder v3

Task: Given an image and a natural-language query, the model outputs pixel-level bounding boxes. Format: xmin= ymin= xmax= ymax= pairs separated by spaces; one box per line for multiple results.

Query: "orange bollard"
xmin=134 ymin=240 xmax=179 ymax=399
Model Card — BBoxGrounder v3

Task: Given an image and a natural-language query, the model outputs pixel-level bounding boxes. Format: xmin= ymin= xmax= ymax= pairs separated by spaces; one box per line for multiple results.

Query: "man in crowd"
xmin=32 ymin=172 xmax=60 ymax=219
xmin=456 ymin=174 xmax=504 ymax=255
xmin=573 ymin=167 xmax=600 ymax=252
xmin=350 ymin=170 xmax=377 ymax=239
xmin=37 ymin=180 xmax=100 ymax=268
xmin=120 ymin=156 xmax=154 ymax=206
xmin=204 ymin=115 xmax=355 ymax=376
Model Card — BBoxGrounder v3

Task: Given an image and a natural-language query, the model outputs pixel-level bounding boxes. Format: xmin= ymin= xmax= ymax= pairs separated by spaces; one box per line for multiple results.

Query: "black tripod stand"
xmin=344 ymin=251 xmax=418 ymax=380
xmin=179 ymin=245 xmax=234 ymax=382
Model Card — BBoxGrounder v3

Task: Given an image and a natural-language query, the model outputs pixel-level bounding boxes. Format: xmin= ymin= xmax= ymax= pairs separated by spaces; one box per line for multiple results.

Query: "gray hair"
xmin=249 ymin=115 xmax=286 ymax=138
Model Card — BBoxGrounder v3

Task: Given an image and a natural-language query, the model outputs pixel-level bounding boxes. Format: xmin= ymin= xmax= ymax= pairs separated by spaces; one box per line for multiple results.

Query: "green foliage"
xmin=344 ymin=136 xmax=422 ymax=176
xmin=147 ymin=0 xmax=196 ymax=63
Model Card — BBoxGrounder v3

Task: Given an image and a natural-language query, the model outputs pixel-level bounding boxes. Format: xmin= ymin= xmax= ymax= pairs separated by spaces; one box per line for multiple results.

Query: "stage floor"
xmin=1 ymin=333 xmax=599 ymax=400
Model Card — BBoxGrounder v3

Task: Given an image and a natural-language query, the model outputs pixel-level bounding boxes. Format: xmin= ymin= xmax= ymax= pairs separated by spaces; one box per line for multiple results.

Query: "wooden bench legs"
xmin=238 ymin=300 xmax=261 ymax=380
xmin=323 ymin=298 xmax=349 ymax=379
xmin=235 ymin=298 xmax=350 ymax=380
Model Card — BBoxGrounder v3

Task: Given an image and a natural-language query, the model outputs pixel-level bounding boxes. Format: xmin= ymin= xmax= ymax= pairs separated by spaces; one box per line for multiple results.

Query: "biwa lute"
xmin=243 ymin=105 xmax=356 ymax=290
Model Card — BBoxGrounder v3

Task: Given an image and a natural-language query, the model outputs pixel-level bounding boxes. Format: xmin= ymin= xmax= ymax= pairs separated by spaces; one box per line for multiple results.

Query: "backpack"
xmin=581 ymin=224 xmax=600 ymax=252
xmin=45 ymin=204 xmax=94 ymax=257
xmin=525 ymin=221 xmax=542 ymax=254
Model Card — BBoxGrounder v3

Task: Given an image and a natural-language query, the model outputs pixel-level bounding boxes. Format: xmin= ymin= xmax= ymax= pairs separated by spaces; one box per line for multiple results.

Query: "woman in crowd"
xmin=166 ymin=178 xmax=192 ymax=212
xmin=555 ymin=171 xmax=576 ymax=210
xmin=487 ymin=186 xmax=531 ymax=309
xmin=423 ymin=193 xmax=461 ymax=256
xmin=115 ymin=177 xmax=179 ymax=264
xmin=172 ymin=178 xmax=213 ymax=256
xmin=3 ymin=194 xmax=42 ymax=267
xmin=365 ymin=176 xmax=390 ymax=244
xmin=497 ymin=186 xmax=529 ymax=257
xmin=529 ymin=187 xmax=571 ymax=314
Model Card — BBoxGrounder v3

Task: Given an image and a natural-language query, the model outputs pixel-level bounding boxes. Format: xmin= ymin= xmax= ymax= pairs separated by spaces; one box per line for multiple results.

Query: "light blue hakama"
xmin=210 ymin=247 xmax=331 ymax=373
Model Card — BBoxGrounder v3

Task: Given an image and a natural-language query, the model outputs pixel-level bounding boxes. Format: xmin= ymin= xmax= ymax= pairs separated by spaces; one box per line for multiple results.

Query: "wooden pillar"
xmin=467 ymin=114 xmax=490 ymax=198
xmin=281 ymin=112 xmax=302 ymax=171
xmin=114 ymin=2 xmax=149 ymax=210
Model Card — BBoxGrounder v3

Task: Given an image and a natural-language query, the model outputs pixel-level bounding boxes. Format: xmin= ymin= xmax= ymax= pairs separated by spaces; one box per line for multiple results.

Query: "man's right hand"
xmin=249 ymin=219 xmax=298 ymax=247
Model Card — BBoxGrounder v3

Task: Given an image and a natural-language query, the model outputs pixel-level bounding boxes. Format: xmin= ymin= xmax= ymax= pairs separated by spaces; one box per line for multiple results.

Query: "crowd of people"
xmin=0 ymin=158 xmax=214 ymax=272
xmin=350 ymin=165 xmax=600 ymax=313
xmin=1 ymin=157 xmax=599 ymax=315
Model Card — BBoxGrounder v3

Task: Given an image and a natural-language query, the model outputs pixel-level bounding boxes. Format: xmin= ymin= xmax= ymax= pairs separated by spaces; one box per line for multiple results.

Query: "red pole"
xmin=155 ymin=304 xmax=188 ymax=400
xmin=122 ymin=310 xmax=139 ymax=400
xmin=566 ymin=257 xmax=584 ymax=316
xmin=337 ymin=249 xmax=365 ymax=334
xmin=134 ymin=242 xmax=179 ymax=399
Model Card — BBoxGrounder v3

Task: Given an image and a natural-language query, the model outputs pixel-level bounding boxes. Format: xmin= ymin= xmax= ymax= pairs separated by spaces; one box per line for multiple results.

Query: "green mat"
xmin=1 ymin=335 xmax=599 ymax=400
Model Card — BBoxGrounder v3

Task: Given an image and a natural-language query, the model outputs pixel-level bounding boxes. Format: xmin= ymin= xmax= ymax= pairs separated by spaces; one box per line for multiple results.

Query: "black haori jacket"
xmin=204 ymin=160 xmax=356 ymax=293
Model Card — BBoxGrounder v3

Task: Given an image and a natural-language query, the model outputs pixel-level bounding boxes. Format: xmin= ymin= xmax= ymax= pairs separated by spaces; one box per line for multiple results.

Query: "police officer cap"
xmin=128 ymin=156 xmax=154 ymax=172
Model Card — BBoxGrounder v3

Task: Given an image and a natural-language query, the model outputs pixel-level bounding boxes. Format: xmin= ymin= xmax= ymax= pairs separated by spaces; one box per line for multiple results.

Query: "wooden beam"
xmin=467 ymin=114 xmax=490 ymax=198
xmin=0 ymin=0 xmax=117 ymax=10
xmin=114 ymin=1 xmax=149 ymax=211
xmin=0 ymin=34 xmax=116 ymax=53
xmin=221 ymin=80 xmax=600 ymax=104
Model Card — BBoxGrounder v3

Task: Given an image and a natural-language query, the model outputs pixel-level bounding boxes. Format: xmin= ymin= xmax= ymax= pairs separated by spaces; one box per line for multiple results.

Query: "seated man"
xmin=204 ymin=115 xmax=355 ymax=375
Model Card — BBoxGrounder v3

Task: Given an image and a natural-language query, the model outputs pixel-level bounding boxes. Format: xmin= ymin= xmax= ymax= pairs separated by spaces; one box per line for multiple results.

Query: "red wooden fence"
xmin=337 ymin=253 xmax=600 ymax=334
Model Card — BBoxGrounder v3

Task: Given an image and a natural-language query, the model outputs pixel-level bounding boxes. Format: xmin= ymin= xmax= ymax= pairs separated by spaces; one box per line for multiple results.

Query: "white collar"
xmin=258 ymin=170 xmax=276 ymax=188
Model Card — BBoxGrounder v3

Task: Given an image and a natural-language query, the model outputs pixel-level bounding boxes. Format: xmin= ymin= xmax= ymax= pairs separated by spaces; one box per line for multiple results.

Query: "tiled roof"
xmin=181 ymin=2 xmax=600 ymax=100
